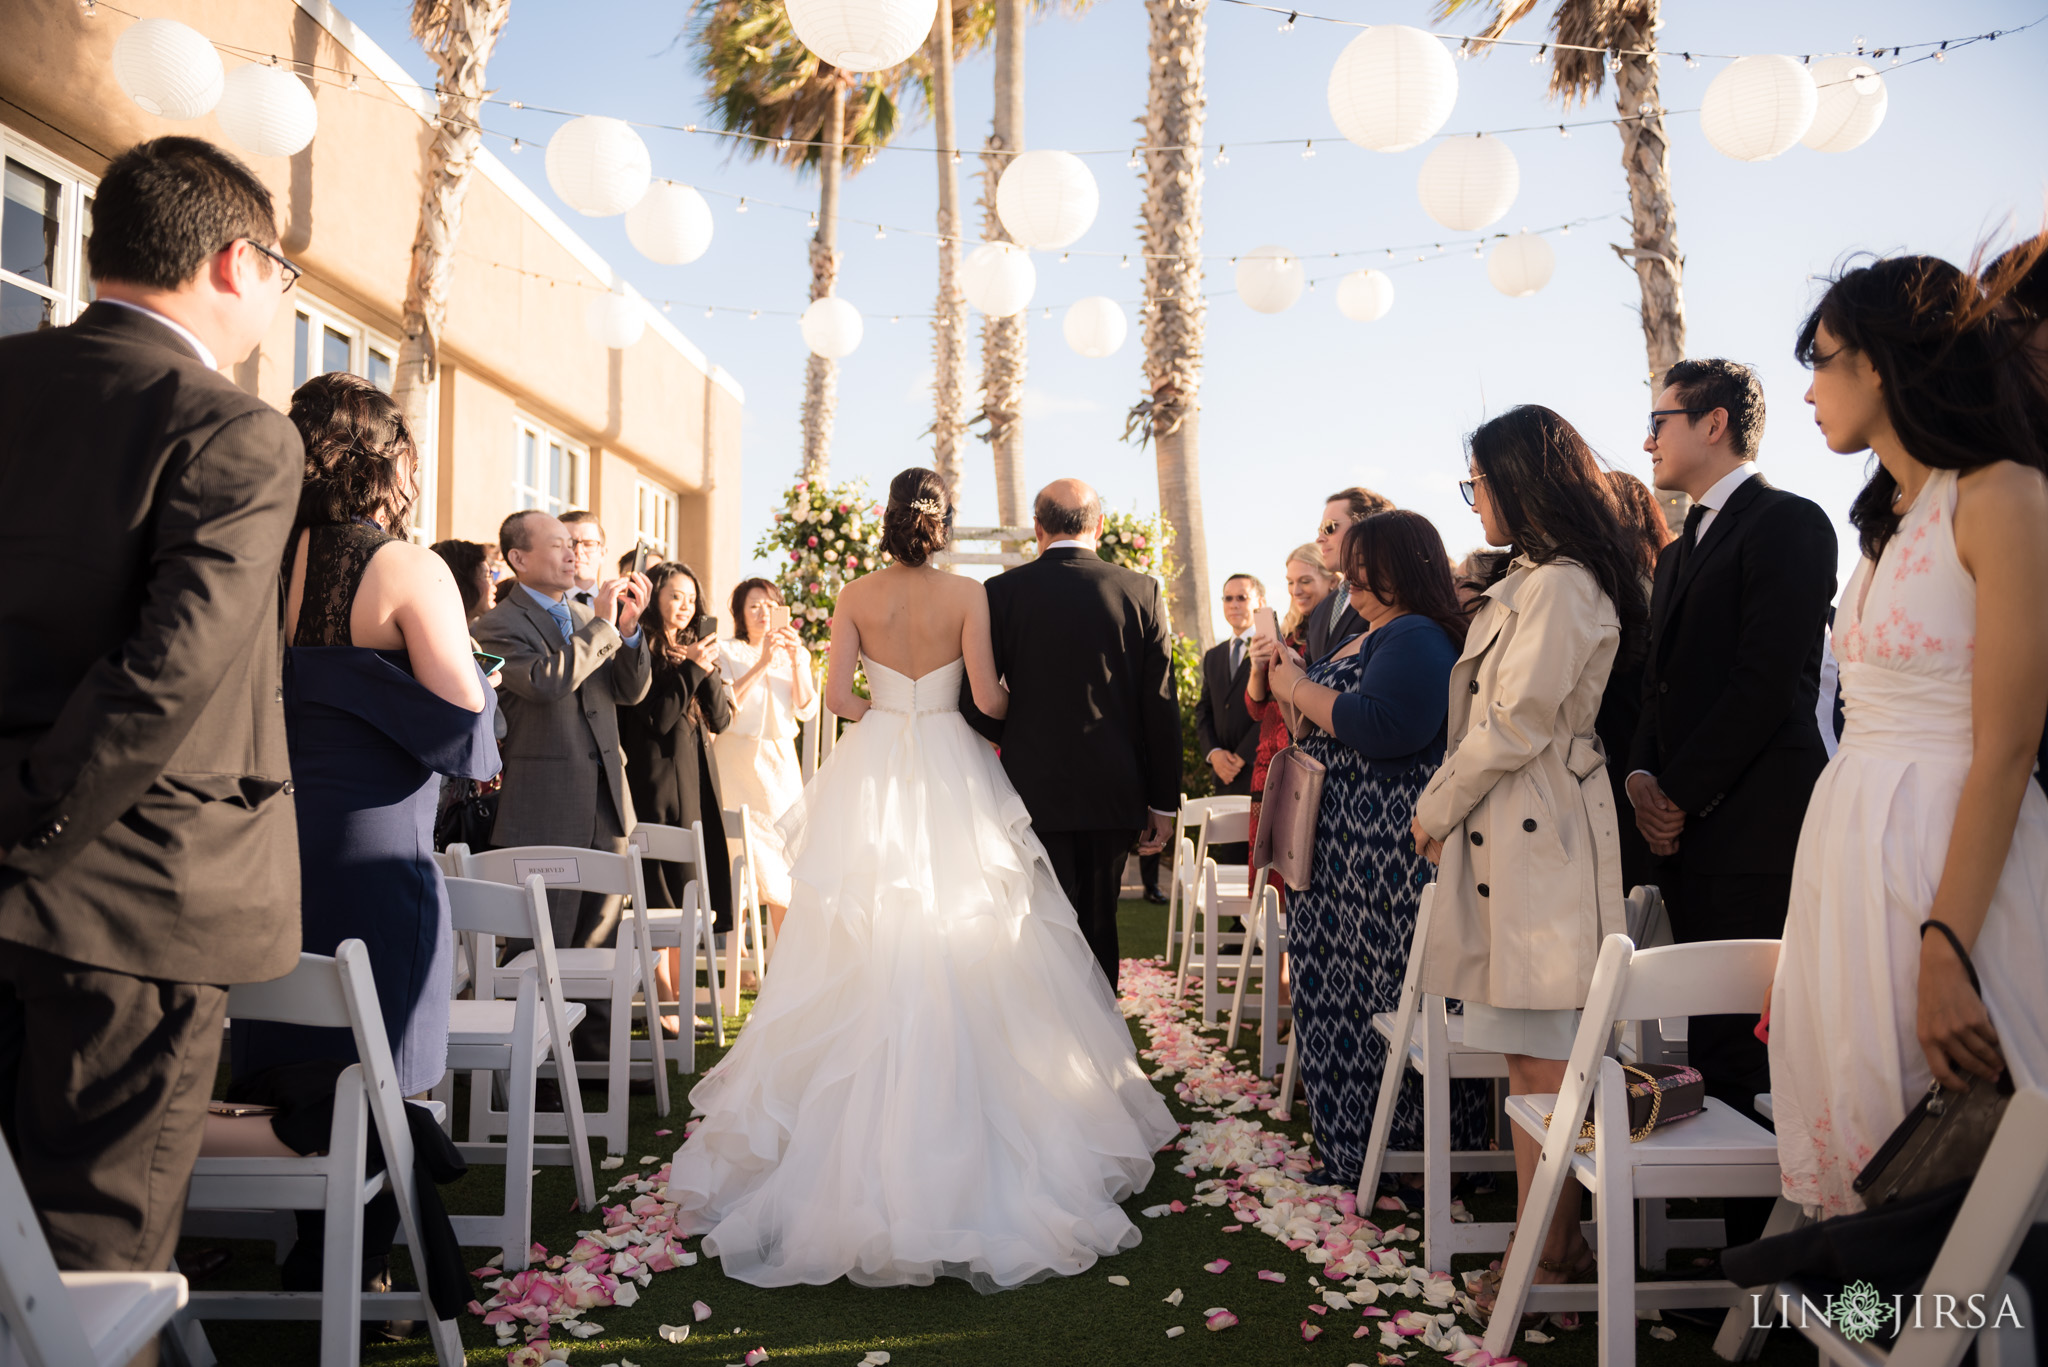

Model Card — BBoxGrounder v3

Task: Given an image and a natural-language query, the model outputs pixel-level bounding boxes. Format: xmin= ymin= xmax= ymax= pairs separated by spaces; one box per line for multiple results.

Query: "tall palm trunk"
xmin=393 ymin=0 xmax=511 ymax=532
xmin=1137 ymin=0 xmax=1213 ymax=645
xmin=929 ymin=3 xmax=969 ymax=515
xmin=801 ymin=81 xmax=844 ymax=481
xmin=1608 ymin=0 xmax=1688 ymax=529
xmin=979 ymin=0 xmax=1028 ymax=544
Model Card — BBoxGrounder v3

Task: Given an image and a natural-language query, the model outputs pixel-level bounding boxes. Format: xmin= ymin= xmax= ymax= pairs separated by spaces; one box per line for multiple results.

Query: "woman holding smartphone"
xmin=619 ymin=561 xmax=734 ymax=1026
xmin=714 ymin=579 xmax=818 ymax=940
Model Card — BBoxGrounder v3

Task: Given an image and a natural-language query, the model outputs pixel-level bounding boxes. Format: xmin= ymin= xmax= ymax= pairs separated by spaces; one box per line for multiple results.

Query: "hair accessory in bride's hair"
xmin=910 ymin=497 xmax=943 ymax=517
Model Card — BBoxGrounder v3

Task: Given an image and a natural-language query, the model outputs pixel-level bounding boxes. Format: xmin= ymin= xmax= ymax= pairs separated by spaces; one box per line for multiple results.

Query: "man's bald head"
xmin=1033 ymin=478 xmax=1103 ymax=546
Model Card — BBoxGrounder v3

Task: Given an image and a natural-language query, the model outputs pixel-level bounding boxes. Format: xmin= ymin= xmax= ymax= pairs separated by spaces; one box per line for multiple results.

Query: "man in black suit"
xmin=1198 ymin=574 xmax=1265 ymax=864
xmin=1627 ymin=358 xmax=1837 ymax=1248
xmin=965 ymin=479 xmax=1181 ymax=988
xmin=0 ymin=138 xmax=304 ymax=1279
xmin=1304 ymin=485 xmax=1393 ymax=663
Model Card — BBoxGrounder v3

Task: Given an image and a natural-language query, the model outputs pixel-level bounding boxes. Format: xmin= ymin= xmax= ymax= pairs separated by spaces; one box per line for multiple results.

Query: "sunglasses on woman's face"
xmin=1458 ymin=472 xmax=1489 ymax=507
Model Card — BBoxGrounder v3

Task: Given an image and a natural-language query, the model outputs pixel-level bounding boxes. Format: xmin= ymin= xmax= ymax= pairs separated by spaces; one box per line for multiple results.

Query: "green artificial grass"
xmin=180 ymin=903 xmax=1811 ymax=1366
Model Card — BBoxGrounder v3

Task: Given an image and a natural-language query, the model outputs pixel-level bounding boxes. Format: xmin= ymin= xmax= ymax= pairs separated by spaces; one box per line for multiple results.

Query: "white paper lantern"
xmin=1802 ymin=56 xmax=1887 ymax=153
xmin=785 ymin=0 xmax=937 ymax=72
xmin=112 ymin=18 xmax=224 ymax=121
xmin=546 ymin=116 xmax=652 ymax=217
xmin=1417 ymin=134 xmax=1519 ymax=232
xmin=1487 ymin=232 xmax=1555 ymax=297
xmin=585 ymin=288 xmax=645 ymax=350
xmin=995 ymin=150 xmax=1099 ymax=250
xmin=625 ymin=182 xmax=715 ymax=265
xmin=801 ymin=296 xmax=863 ymax=359
xmin=1700 ymin=54 xmax=1818 ymax=162
xmin=215 ymin=64 xmax=318 ymax=158
xmin=1336 ymin=269 xmax=1395 ymax=322
xmin=1235 ymin=245 xmax=1305 ymax=315
xmin=960 ymin=242 xmax=1036 ymax=317
xmin=1063 ymin=296 xmax=1127 ymax=358
xmin=1326 ymin=25 xmax=1459 ymax=153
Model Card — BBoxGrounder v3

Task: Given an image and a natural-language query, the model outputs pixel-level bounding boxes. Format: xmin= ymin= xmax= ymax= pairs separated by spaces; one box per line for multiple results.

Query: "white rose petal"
xmin=658 ymin=1325 xmax=691 ymax=1343
xmin=600 ymin=1156 xmax=624 ymax=1170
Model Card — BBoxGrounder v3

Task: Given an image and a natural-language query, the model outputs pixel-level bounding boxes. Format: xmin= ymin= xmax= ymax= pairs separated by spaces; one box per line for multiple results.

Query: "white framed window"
xmin=1 ymin=133 xmax=94 ymax=338
xmin=291 ymin=298 xmax=397 ymax=394
xmin=635 ymin=479 xmax=675 ymax=559
xmin=513 ymin=417 xmax=587 ymax=517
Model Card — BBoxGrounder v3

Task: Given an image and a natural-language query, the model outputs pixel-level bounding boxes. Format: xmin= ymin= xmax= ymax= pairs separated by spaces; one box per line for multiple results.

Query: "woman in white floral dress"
xmin=713 ymin=578 xmax=818 ymax=938
xmin=1770 ymin=252 xmax=2048 ymax=1218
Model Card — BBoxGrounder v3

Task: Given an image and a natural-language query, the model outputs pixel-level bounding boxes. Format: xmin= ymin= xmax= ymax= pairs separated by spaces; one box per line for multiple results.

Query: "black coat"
xmin=0 ymin=303 xmax=304 ymax=985
xmin=1305 ymin=593 xmax=1366 ymax=665
xmin=1629 ymin=472 xmax=1838 ymax=877
xmin=963 ymin=547 xmax=1181 ymax=832
xmin=619 ymin=658 xmax=734 ymax=930
xmin=1197 ymin=639 xmax=1259 ymax=796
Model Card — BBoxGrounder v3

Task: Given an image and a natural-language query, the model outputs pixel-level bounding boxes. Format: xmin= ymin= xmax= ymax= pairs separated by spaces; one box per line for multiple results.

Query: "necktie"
xmin=1674 ymin=503 xmax=1707 ymax=580
xmin=545 ymin=598 xmax=574 ymax=643
xmin=1230 ymin=638 xmax=1244 ymax=674
xmin=572 ymin=590 xmax=593 ymax=606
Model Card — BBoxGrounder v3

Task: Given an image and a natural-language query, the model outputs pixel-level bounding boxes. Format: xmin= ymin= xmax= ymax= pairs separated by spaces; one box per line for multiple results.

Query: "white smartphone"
xmin=1252 ymin=605 xmax=1280 ymax=644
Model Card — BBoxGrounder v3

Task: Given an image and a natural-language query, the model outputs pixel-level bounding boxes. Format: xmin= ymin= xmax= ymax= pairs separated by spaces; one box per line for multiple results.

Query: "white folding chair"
xmin=628 ymin=821 xmax=725 ymax=1070
xmin=721 ymin=805 xmax=774 ymax=971
xmin=438 ymin=875 xmax=597 ymax=1269
xmin=180 ymin=942 xmax=464 ymax=1367
xmin=459 ymin=845 xmax=669 ymax=1153
xmin=1355 ymin=882 xmax=1518 ymax=1271
xmin=1223 ymin=877 xmax=1291 ymax=1078
xmin=1176 ymin=803 xmax=1254 ymax=1022
xmin=1164 ymin=796 xmax=1247 ymax=971
xmin=1483 ymin=933 xmax=1784 ymax=1364
xmin=0 ymin=1135 xmax=186 ymax=1367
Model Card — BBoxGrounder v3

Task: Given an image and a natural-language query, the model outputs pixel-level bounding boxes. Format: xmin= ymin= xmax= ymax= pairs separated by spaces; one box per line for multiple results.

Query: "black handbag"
xmin=1852 ymin=923 xmax=2012 ymax=1208
xmin=1547 ymin=1062 xmax=1707 ymax=1154
xmin=433 ymin=778 xmax=498 ymax=853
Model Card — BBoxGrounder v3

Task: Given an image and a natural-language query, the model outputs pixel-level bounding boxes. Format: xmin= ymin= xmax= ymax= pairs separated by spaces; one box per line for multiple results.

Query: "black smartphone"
xmin=629 ymin=540 xmax=650 ymax=578
xmin=697 ymin=615 xmax=719 ymax=639
xmin=473 ymin=651 xmax=505 ymax=674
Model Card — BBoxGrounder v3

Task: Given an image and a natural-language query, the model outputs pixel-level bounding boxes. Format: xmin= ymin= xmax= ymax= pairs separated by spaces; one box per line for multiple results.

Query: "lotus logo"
xmin=1833 ymin=1280 xmax=1894 ymax=1344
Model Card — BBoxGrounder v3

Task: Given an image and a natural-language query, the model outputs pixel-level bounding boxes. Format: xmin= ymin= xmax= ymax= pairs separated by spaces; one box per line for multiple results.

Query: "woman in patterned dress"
xmin=1255 ymin=511 xmax=1490 ymax=1186
xmin=1770 ymin=252 xmax=2048 ymax=1217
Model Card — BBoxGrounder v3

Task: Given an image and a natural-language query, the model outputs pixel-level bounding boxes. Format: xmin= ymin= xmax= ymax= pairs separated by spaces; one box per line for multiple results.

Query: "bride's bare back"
xmin=826 ymin=564 xmax=1007 ymax=721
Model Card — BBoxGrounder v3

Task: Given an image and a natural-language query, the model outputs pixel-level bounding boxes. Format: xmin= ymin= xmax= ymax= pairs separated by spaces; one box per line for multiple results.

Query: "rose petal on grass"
xmin=1106 ymin=1275 xmax=1130 ymax=1286
xmin=1141 ymin=1204 xmax=1174 ymax=1218
xmin=744 ymin=1349 xmax=769 ymax=1366
xmin=1301 ymin=1321 xmax=1324 ymax=1342
xmin=1164 ymin=1288 xmax=1184 ymax=1306
xmin=658 ymin=1324 xmax=691 ymax=1343
xmin=1648 ymin=1325 xmax=1677 ymax=1342
xmin=1165 ymin=1327 xmax=1185 ymax=1339
xmin=1205 ymin=1310 xmax=1239 ymax=1331
xmin=1523 ymin=1329 xmax=1553 ymax=1344
xmin=858 ymin=1354 xmax=890 ymax=1367
xmin=654 ymin=1128 xmax=673 ymax=1137
xmin=1375 ymin=1195 xmax=1408 ymax=1212
xmin=1257 ymin=1269 xmax=1287 ymax=1283
xmin=599 ymin=1156 xmax=624 ymax=1170
xmin=692 ymin=1299 xmax=713 ymax=1322
xmin=1203 ymin=1259 xmax=1231 ymax=1274
xmin=1220 ymin=1224 xmax=1243 ymax=1232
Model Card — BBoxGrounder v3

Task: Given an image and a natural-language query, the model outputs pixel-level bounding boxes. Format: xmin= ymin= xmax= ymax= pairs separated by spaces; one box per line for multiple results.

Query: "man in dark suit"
xmin=1304 ymin=485 xmax=1393 ymax=663
xmin=474 ymin=511 xmax=651 ymax=1057
xmin=0 ymin=137 xmax=304 ymax=1280
xmin=964 ymin=479 xmax=1180 ymax=988
xmin=1627 ymin=358 xmax=1837 ymax=1248
xmin=1198 ymin=574 xmax=1265 ymax=864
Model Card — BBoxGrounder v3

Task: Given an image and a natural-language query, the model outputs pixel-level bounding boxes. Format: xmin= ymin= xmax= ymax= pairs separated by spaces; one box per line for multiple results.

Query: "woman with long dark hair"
xmin=619 ymin=560 xmax=734 ymax=1024
xmin=1598 ymin=469 xmax=1672 ymax=894
xmin=1410 ymin=404 xmax=1643 ymax=1306
xmin=1255 ymin=511 xmax=1490 ymax=1185
xmin=1770 ymin=253 xmax=2048 ymax=1218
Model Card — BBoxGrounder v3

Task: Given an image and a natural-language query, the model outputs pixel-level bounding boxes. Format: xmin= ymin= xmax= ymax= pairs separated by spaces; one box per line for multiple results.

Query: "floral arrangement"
xmin=752 ymin=477 xmax=889 ymax=652
xmin=1091 ymin=507 xmax=1171 ymax=581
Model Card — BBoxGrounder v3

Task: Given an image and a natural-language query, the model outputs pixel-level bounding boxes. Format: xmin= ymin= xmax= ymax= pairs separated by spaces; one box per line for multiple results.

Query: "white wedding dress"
xmin=664 ymin=656 xmax=1179 ymax=1291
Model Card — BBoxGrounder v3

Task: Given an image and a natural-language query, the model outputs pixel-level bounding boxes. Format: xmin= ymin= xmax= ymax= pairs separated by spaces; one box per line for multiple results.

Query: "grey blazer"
xmin=474 ymin=587 xmax=653 ymax=848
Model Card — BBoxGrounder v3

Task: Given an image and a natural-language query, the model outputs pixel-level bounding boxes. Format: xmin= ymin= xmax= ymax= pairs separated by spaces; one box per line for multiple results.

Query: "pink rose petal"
xmin=1301 ymin=1320 xmax=1324 ymax=1342
xmin=1257 ymin=1269 xmax=1287 ymax=1283
xmin=692 ymin=1299 xmax=713 ymax=1322
xmin=1308 ymin=1304 xmax=1328 ymax=1315
xmin=1203 ymin=1258 xmax=1230 ymax=1274
xmin=744 ymin=1350 xmax=769 ymax=1366
xmin=1220 ymin=1224 xmax=1242 ymax=1232
xmin=1356 ymin=1325 xmax=1373 ymax=1338
xmin=1205 ymin=1310 xmax=1239 ymax=1331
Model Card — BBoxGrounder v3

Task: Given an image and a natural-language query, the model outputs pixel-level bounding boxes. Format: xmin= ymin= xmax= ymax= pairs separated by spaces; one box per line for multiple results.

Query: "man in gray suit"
xmin=475 ymin=510 xmax=651 ymax=1055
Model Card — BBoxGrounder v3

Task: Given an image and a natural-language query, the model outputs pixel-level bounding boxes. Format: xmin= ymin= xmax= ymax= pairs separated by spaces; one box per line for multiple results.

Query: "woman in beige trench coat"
xmin=1410 ymin=405 xmax=1648 ymax=1308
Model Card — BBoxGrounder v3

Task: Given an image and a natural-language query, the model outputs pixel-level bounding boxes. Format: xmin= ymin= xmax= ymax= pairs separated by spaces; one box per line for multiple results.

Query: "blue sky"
xmin=340 ymin=0 xmax=2048 ymax=618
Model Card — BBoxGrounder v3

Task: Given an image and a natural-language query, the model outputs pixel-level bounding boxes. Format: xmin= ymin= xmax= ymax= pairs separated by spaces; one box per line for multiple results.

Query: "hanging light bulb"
xmin=510 ymin=137 xmax=523 ymax=153
xmin=874 ymin=224 xmax=886 ymax=239
xmin=1060 ymin=251 xmax=1071 ymax=264
xmin=1127 ymin=147 xmax=1141 ymax=169
xmin=1684 ymin=52 xmax=1699 ymax=69
xmin=1301 ymin=139 xmax=1316 ymax=158
xmin=1119 ymin=254 xmax=1130 ymax=269
xmin=1214 ymin=144 xmax=1229 ymax=165
xmin=704 ymin=305 xmax=714 ymax=318
xmin=1558 ymin=124 xmax=1571 ymax=138
xmin=950 ymin=150 xmax=961 ymax=165
xmin=1278 ymin=10 xmax=1296 ymax=31
xmin=749 ymin=309 xmax=760 ymax=320
xmin=736 ymin=197 xmax=748 ymax=213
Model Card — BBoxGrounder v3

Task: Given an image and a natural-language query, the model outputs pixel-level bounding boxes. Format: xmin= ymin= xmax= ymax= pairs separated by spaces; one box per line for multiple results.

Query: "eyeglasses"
xmin=239 ymin=238 xmax=302 ymax=291
xmin=1221 ymin=593 xmax=1252 ymax=603
xmin=1647 ymin=407 xmax=1710 ymax=440
xmin=1318 ymin=518 xmax=1353 ymax=538
xmin=1458 ymin=472 xmax=1489 ymax=507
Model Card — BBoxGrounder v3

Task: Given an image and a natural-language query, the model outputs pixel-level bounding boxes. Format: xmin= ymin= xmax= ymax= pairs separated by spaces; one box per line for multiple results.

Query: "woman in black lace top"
xmin=233 ymin=373 xmax=499 ymax=1097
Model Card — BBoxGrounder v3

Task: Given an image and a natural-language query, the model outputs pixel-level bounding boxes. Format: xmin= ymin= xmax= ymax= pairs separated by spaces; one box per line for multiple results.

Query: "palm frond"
xmin=1433 ymin=0 xmax=1644 ymax=108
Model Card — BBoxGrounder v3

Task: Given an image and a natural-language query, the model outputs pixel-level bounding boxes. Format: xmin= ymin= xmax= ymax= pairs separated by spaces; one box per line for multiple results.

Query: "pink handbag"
xmin=1252 ymin=744 xmax=1326 ymax=891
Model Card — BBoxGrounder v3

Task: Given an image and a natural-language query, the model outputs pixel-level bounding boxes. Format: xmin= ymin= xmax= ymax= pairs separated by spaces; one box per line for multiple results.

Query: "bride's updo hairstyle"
xmin=880 ymin=466 xmax=951 ymax=568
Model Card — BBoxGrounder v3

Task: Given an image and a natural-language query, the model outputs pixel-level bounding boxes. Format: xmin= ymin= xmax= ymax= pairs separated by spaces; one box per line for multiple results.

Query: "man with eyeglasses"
xmin=561 ymin=510 xmax=607 ymax=606
xmin=1306 ymin=486 xmax=1393 ymax=664
xmin=1628 ymin=356 xmax=1836 ymax=1254
xmin=1196 ymin=575 xmax=1267 ymax=865
xmin=0 ymin=137 xmax=304 ymax=1286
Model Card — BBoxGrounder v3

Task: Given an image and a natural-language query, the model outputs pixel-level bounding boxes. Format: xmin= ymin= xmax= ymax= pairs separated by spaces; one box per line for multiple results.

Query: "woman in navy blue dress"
xmin=235 ymin=373 xmax=499 ymax=1097
xmin=1253 ymin=511 xmax=1491 ymax=1185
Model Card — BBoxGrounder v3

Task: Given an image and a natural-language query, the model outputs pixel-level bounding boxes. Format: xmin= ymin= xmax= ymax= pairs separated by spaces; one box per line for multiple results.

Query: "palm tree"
xmin=690 ymin=1 xmax=909 ymax=479
xmin=927 ymin=1 xmax=971 ymax=513
xmin=977 ymin=0 xmax=1029 ymax=545
xmin=1439 ymin=0 xmax=1688 ymax=525
xmin=392 ymin=0 xmax=513 ymax=530
xmin=1129 ymin=0 xmax=1214 ymax=645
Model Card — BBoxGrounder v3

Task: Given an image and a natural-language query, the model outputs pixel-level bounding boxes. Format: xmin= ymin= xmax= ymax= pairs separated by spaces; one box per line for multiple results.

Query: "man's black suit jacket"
xmin=1305 ymin=593 xmax=1365 ymax=664
xmin=0 ymin=303 xmax=304 ymax=985
xmin=1197 ymin=639 xmax=1258 ymax=796
xmin=963 ymin=547 xmax=1181 ymax=832
xmin=1629 ymin=471 xmax=1837 ymax=876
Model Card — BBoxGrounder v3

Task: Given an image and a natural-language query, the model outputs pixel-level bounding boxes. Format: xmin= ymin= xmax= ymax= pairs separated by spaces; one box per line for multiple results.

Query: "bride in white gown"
xmin=665 ymin=469 xmax=1178 ymax=1291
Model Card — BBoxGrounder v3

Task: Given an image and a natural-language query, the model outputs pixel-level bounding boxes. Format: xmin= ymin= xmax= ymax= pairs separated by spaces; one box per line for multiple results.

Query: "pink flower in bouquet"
xmin=838 ymin=503 xmax=849 ymax=513
xmin=1134 ymin=535 xmax=1148 ymax=548
xmin=794 ymin=482 xmax=809 ymax=494
xmin=806 ymin=536 xmax=818 ymax=547
xmin=788 ymin=551 xmax=800 ymax=562
xmin=845 ymin=557 xmax=859 ymax=570
xmin=807 ymin=582 xmax=820 ymax=594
